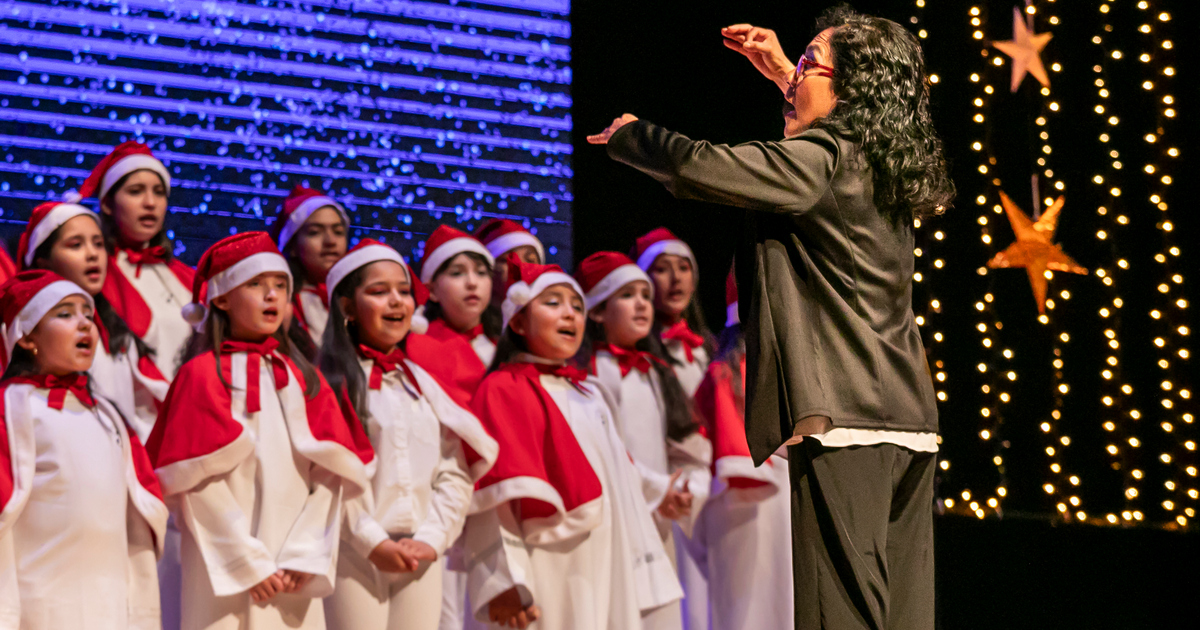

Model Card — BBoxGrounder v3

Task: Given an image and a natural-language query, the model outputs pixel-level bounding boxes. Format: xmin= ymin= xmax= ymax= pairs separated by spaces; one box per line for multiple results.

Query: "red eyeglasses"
xmin=786 ymin=57 xmax=834 ymax=99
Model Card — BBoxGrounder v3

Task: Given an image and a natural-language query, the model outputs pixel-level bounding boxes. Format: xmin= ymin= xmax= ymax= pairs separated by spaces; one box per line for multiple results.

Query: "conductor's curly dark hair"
xmin=812 ymin=5 xmax=955 ymax=224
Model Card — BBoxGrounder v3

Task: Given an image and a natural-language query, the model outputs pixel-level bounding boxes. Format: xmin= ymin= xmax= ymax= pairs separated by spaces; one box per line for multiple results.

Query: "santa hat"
xmin=70 ymin=141 xmax=171 ymax=202
xmin=275 ymin=186 xmax=350 ymax=252
xmin=17 ymin=201 xmax=99 ymax=268
xmin=501 ymin=254 xmax=582 ymax=330
xmin=325 ymin=239 xmax=428 ymax=331
xmin=725 ymin=267 xmax=739 ymax=328
xmin=418 ymin=225 xmax=494 ymax=284
xmin=630 ymin=227 xmax=697 ymax=274
xmin=474 ymin=218 xmax=546 ymax=263
xmin=574 ymin=251 xmax=653 ymax=312
xmin=182 ymin=232 xmax=292 ymax=325
xmin=0 ymin=269 xmax=95 ymax=361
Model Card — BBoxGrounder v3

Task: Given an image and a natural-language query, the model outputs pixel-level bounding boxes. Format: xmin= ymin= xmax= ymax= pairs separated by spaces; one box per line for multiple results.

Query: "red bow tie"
xmin=465 ymin=324 xmax=485 ymax=341
xmin=221 ymin=338 xmax=289 ymax=413
xmin=122 ymin=246 xmax=167 ymax=279
xmin=532 ymin=362 xmax=590 ymax=392
xmin=21 ymin=373 xmax=95 ymax=410
xmin=358 ymin=344 xmax=422 ymax=395
xmin=599 ymin=343 xmax=665 ymax=378
xmin=661 ymin=320 xmax=704 ymax=362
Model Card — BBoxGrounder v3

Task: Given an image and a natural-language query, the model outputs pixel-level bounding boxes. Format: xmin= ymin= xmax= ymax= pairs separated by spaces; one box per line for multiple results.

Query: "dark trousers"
xmin=789 ymin=440 xmax=936 ymax=630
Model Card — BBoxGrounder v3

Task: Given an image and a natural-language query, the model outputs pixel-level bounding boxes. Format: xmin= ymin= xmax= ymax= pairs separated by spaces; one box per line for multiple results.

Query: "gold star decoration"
xmin=987 ymin=191 xmax=1087 ymax=314
xmin=992 ymin=7 xmax=1053 ymax=92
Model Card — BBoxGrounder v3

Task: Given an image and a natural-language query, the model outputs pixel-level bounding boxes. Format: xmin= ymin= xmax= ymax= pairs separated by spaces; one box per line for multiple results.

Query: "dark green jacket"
xmin=608 ymin=120 xmax=938 ymax=465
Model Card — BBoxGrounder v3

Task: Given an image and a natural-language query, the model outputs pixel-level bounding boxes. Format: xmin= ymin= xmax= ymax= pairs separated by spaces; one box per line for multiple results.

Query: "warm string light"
xmin=1089 ymin=0 xmax=1144 ymax=527
xmin=940 ymin=3 xmax=1010 ymax=521
xmin=1131 ymin=2 xmax=1193 ymax=530
xmin=906 ymin=0 xmax=953 ymax=493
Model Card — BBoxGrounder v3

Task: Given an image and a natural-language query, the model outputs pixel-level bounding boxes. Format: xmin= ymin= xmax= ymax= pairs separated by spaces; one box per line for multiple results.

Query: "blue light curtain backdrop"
xmin=0 ymin=0 xmax=572 ymax=264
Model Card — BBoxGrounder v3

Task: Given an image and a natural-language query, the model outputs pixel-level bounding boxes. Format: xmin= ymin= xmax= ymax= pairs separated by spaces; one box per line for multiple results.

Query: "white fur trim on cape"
xmin=0 ymin=386 xmax=37 ymax=539
xmin=96 ymin=395 xmax=169 ymax=556
xmin=277 ymin=196 xmax=348 ymax=251
xmin=2 ymin=280 xmax=93 ymax=360
xmin=275 ymin=361 xmax=369 ymax=499
xmin=500 ymin=271 xmax=582 ymax=330
xmin=485 ymin=231 xmax=545 ymax=263
xmin=24 ymin=204 xmax=97 ymax=267
xmin=100 ymin=154 xmax=171 ymax=200
xmin=420 ymin=237 xmax=494 ymax=284
xmin=636 ymin=239 xmax=696 ymax=274
xmin=469 ymin=475 xmax=603 ymax=546
xmin=325 ymin=244 xmax=406 ymax=303
xmin=583 ymin=263 xmax=652 ymax=312
xmin=712 ymin=455 xmax=784 ymax=503
xmin=153 ymin=429 xmax=256 ymax=497
xmin=406 ymin=360 xmax=499 ymax=481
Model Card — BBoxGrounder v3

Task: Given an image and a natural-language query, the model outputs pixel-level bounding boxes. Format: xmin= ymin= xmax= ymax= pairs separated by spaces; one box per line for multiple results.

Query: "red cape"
xmin=146 ymin=350 xmax=367 ymax=497
xmin=405 ymin=330 xmax=486 ymax=409
xmin=693 ymin=358 xmax=778 ymax=493
xmin=101 ymin=257 xmax=196 ymax=338
xmin=469 ymin=363 xmax=602 ymax=529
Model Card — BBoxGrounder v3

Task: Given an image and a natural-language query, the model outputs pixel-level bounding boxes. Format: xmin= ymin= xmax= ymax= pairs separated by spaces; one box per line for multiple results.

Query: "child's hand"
xmin=397 ymin=539 xmax=438 ymax=568
xmin=368 ymin=539 xmax=417 ymax=573
xmin=657 ymin=470 xmax=694 ymax=520
xmin=249 ymin=571 xmax=286 ymax=603
xmin=280 ymin=569 xmax=316 ymax=593
xmin=488 ymin=587 xmax=541 ymax=629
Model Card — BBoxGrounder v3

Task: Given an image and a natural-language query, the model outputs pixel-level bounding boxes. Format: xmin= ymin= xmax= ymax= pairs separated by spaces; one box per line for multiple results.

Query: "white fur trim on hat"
xmin=2 ymin=280 xmax=94 ymax=360
xmin=325 ymin=244 xmax=407 ymax=303
xmin=726 ymin=301 xmax=740 ymax=328
xmin=207 ymin=252 xmax=293 ymax=305
xmin=278 ymin=196 xmax=348 ymax=251
xmin=100 ymin=154 xmax=171 ymax=200
xmin=420 ymin=237 xmax=494 ymax=284
xmin=501 ymin=271 xmax=582 ymax=330
xmin=584 ymin=264 xmax=652 ymax=312
xmin=24 ymin=204 xmax=97 ymax=267
xmin=636 ymin=239 xmax=696 ymax=274
xmin=486 ymin=231 xmax=545 ymax=263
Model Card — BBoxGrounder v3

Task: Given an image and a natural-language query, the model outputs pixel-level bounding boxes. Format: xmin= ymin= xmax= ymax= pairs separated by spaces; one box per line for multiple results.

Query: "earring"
xmin=31 ymin=347 xmax=37 ymax=356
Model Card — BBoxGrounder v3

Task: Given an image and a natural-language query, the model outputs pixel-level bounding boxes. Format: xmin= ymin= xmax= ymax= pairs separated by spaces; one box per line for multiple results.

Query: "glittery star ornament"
xmin=992 ymin=7 xmax=1053 ymax=92
xmin=987 ymin=191 xmax=1086 ymax=314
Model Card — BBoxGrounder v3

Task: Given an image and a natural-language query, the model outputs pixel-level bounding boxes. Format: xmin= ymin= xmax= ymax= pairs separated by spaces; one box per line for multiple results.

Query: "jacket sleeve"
xmin=465 ymin=503 xmax=536 ymax=623
xmin=607 ymin=120 xmax=838 ymax=214
xmin=178 ymin=473 xmax=277 ymax=596
xmin=414 ymin=429 xmax=474 ymax=556
xmin=275 ymin=466 xmax=344 ymax=598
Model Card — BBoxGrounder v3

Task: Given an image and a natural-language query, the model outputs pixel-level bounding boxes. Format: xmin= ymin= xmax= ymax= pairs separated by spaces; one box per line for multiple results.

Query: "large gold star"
xmin=987 ymin=191 xmax=1086 ymax=314
xmin=992 ymin=7 xmax=1053 ymax=92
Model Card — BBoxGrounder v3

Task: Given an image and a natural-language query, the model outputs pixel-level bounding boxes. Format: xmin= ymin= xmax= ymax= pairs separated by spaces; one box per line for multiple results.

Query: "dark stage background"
xmin=572 ymin=0 xmax=1198 ymax=627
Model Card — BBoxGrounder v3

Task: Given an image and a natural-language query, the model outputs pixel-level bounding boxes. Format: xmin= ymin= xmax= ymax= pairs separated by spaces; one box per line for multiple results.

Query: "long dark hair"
xmin=30 ymin=219 xmax=155 ymax=359
xmin=317 ymin=266 xmax=370 ymax=425
xmin=486 ymin=327 xmax=529 ymax=374
xmin=99 ymin=171 xmax=177 ymax=259
xmin=279 ymin=241 xmax=320 ymax=360
xmin=422 ymin=251 xmax=494 ymax=329
xmin=578 ymin=315 xmax=698 ymax=441
xmin=813 ymin=5 xmax=955 ymax=224
xmin=180 ymin=305 xmax=319 ymax=398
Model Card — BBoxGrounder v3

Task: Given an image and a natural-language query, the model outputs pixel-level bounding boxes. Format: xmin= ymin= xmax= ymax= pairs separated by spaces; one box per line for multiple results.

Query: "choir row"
xmin=0 ymin=141 xmax=792 ymax=630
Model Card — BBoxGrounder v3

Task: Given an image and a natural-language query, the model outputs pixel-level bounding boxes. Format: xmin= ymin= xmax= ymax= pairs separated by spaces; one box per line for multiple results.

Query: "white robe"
xmin=699 ymin=454 xmax=793 ymax=630
xmin=440 ymin=334 xmax=496 ymax=630
xmin=588 ymin=352 xmax=712 ymax=630
xmin=297 ymin=291 xmax=329 ymax=348
xmin=90 ymin=338 xmax=169 ymax=442
xmin=115 ymin=252 xmax=193 ymax=379
xmin=464 ymin=374 xmax=681 ymax=629
xmin=174 ymin=352 xmax=345 ymax=630
xmin=660 ymin=340 xmax=710 ymax=630
xmin=0 ymin=385 xmax=167 ymax=630
xmin=325 ymin=359 xmax=480 ymax=630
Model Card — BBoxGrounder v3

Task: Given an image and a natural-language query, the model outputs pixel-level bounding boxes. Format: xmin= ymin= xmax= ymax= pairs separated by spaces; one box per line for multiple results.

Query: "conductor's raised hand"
xmin=721 ymin=24 xmax=795 ymax=94
xmin=586 ymin=114 xmax=638 ymax=145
